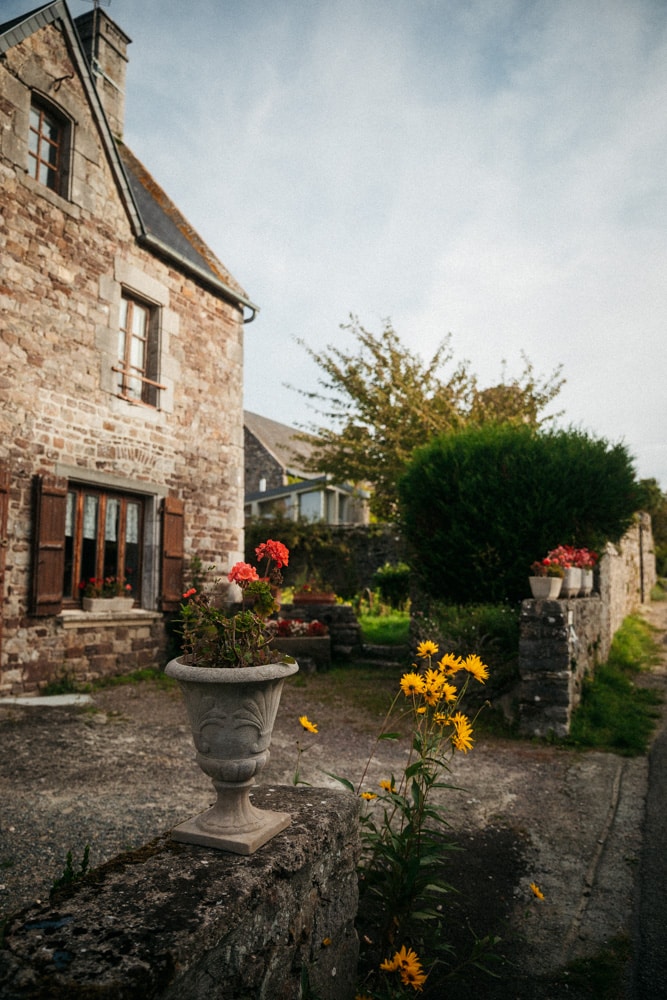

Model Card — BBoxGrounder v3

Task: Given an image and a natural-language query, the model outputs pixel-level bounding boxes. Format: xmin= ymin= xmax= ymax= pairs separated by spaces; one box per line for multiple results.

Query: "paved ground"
xmin=1 ymin=601 xmax=666 ymax=997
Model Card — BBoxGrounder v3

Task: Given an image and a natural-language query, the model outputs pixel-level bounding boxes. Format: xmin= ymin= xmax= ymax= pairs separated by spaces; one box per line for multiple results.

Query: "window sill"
xmin=60 ymin=608 xmax=162 ymax=629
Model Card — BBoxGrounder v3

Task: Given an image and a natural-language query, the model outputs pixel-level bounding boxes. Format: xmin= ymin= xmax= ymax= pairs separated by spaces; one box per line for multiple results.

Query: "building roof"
xmin=0 ymin=1 xmax=258 ymax=318
xmin=244 ymin=410 xmax=317 ymax=480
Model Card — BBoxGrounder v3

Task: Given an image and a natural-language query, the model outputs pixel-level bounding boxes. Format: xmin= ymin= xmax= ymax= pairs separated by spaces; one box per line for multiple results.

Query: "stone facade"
xmin=518 ymin=515 xmax=657 ymax=737
xmin=0 ymin=4 xmax=255 ymax=692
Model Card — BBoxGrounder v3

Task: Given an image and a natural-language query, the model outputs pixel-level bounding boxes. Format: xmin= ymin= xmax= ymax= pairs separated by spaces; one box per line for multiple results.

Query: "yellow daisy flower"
xmin=450 ymin=711 xmax=474 ymax=753
xmin=530 ymin=882 xmax=545 ymax=900
xmin=400 ymin=672 xmax=426 ymax=697
xmin=442 ymin=681 xmax=458 ymax=703
xmin=416 ymin=640 xmax=439 ymax=658
xmin=361 ymin=791 xmax=378 ymax=800
xmin=464 ymin=653 xmax=489 ymax=683
xmin=438 ymin=652 xmax=463 ymax=675
xmin=379 ymin=779 xmax=395 ymax=792
xmin=299 ymin=715 xmax=318 ymax=734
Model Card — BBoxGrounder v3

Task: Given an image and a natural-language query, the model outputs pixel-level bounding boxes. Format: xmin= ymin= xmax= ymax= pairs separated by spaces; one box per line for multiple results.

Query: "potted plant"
xmin=292 ymin=579 xmax=337 ymax=605
xmin=548 ymin=545 xmax=582 ymax=598
xmin=79 ymin=575 xmax=133 ymax=612
xmin=529 ymin=558 xmax=564 ymax=600
xmin=166 ymin=538 xmax=298 ymax=855
xmin=574 ymin=547 xmax=598 ymax=596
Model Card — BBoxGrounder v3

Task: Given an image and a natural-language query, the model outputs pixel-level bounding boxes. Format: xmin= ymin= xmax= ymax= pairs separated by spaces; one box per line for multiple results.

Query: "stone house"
xmin=244 ymin=410 xmax=369 ymax=524
xmin=0 ymin=2 xmax=258 ymax=692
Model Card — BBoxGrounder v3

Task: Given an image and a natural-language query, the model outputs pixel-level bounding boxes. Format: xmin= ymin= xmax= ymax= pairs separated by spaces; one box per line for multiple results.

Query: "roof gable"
xmin=0 ymin=1 xmax=257 ymax=315
xmin=244 ymin=410 xmax=317 ymax=479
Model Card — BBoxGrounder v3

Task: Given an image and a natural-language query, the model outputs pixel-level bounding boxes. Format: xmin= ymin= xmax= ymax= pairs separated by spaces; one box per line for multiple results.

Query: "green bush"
xmin=398 ymin=424 xmax=640 ymax=603
xmin=371 ymin=561 xmax=411 ymax=609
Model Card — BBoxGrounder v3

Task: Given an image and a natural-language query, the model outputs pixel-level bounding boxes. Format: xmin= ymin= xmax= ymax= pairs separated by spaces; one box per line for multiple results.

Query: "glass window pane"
xmin=130 ymin=336 xmax=145 ymax=369
xmin=83 ymin=495 xmax=98 ymax=539
xmin=105 ymin=498 xmax=119 ymax=541
xmin=131 ymin=305 xmax=147 ymax=337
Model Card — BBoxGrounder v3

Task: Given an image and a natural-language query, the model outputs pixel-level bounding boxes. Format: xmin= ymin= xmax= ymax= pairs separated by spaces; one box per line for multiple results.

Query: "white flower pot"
xmin=529 ymin=576 xmax=563 ymax=600
xmin=580 ymin=569 xmax=594 ymax=596
xmin=165 ymin=656 xmax=299 ymax=855
xmin=561 ymin=567 xmax=582 ymax=598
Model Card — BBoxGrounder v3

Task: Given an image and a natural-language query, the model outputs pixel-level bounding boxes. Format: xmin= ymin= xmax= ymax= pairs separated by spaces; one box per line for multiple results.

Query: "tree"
xmin=291 ymin=317 xmax=565 ymax=521
xmin=398 ymin=424 xmax=641 ymax=604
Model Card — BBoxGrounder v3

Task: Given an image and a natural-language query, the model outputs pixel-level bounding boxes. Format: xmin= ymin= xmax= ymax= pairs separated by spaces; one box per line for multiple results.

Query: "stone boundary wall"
xmin=281 ymin=603 xmax=363 ymax=659
xmin=0 ymin=786 xmax=360 ymax=1000
xmin=519 ymin=515 xmax=656 ymax=737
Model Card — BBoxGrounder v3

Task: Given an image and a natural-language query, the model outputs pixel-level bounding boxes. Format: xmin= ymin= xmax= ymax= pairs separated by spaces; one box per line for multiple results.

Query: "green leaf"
xmin=324 ymin=772 xmax=355 ymax=793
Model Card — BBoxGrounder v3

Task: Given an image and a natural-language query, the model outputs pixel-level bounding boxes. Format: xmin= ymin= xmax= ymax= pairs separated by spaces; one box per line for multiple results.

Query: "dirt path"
xmin=2 ymin=602 xmax=666 ymax=996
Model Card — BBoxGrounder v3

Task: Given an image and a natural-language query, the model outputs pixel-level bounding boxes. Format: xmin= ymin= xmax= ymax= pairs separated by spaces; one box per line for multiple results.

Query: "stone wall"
xmin=281 ymin=602 xmax=363 ymax=658
xmin=518 ymin=515 xmax=656 ymax=737
xmin=0 ymin=786 xmax=360 ymax=1000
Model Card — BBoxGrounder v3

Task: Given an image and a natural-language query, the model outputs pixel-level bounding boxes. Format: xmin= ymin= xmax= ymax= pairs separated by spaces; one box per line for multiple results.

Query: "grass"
xmin=358 ymin=610 xmax=410 ymax=646
xmin=42 ymin=666 xmax=177 ymax=696
xmin=566 ymin=614 xmax=663 ymax=756
xmin=289 ymin=661 xmax=401 ymax=722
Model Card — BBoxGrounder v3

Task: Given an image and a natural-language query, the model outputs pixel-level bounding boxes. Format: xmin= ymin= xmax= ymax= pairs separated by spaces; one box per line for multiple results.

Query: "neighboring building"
xmin=0 ymin=2 xmax=258 ymax=692
xmin=244 ymin=411 xmax=369 ymax=524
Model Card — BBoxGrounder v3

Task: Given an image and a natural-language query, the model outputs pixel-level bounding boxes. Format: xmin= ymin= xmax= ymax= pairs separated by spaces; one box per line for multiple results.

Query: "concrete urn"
xmin=166 ymin=656 xmax=298 ymax=855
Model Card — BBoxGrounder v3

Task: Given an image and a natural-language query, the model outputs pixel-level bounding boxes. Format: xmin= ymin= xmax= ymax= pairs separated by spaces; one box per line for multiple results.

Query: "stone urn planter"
xmin=165 ymin=657 xmax=298 ymax=855
xmin=529 ymin=576 xmax=563 ymax=600
xmin=82 ymin=596 xmax=134 ymax=612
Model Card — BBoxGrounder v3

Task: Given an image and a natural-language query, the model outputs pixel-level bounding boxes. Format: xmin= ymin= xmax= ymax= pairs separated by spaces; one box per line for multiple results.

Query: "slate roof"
xmin=244 ymin=410 xmax=317 ymax=480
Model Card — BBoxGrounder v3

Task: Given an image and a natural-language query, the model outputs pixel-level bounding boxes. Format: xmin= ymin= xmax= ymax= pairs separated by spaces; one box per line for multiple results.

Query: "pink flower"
xmin=228 ymin=562 xmax=259 ymax=585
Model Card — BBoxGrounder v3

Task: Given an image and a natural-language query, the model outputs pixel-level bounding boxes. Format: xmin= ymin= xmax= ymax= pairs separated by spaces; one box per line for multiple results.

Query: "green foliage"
xmin=372 ymin=562 xmax=412 ymax=609
xmin=567 ymin=615 xmax=662 ymax=756
xmin=51 ymin=845 xmax=90 ymax=898
xmin=638 ymin=478 xmax=667 ymax=576
xmin=399 ymin=424 xmax=640 ymax=603
xmin=290 ymin=316 xmax=564 ymax=521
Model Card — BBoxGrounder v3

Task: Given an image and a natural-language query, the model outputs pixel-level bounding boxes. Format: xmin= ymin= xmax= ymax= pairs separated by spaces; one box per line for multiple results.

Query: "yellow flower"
xmin=438 ymin=652 xmax=463 ymax=675
xmin=299 ymin=715 xmax=318 ymax=734
xmin=442 ymin=681 xmax=458 ymax=703
xmin=450 ymin=711 xmax=474 ymax=753
xmin=379 ymin=779 xmax=395 ymax=792
xmin=361 ymin=791 xmax=378 ymax=800
xmin=392 ymin=946 xmax=427 ymax=990
xmin=416 ymin=640 xmax=439 ymax=658
xmin=530 ymin=881 xmax=545 ymax=900
xmin=322 ymin=937 xmax=331 ymax=947
xmin=464 ymin=653 xmax=489 ymax=683
xmin=423 ymin=667 xmax=445 ymax=705
xmin=400 ymin=672 xmax=426 ymax=697
xmin=434 ymin=711 xmax=450 ymax=726
xmin=380 ymin=954 xmax=399 ymax=972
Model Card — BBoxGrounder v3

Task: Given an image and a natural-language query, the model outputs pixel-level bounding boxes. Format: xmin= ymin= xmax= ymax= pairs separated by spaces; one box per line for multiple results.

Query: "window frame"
xmin=63 ymin=484 xmax=144 ymax=606
xmin=27 ymin=95 xmax=72 ymax=198
xmin=113 ymin=291 xmax=165 ymax=408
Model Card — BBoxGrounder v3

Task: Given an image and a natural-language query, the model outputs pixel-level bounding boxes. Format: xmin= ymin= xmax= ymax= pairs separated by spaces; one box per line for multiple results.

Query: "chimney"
xmin=75 ymin=9 xmax=131 ymax=139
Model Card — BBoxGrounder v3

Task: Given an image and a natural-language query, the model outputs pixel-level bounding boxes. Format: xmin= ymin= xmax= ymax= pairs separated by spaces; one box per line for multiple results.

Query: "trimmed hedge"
xmin=398 ymin=424 xmax=640 ymax=604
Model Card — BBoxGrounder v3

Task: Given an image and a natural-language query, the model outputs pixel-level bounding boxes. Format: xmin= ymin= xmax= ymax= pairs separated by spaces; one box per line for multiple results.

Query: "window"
xmin=115 ymin=294 xmax=163 ymax=407
xmin=28 ymin=100 xmax=66 ymax=194
xmin=63 ymin=485 xmax=143 ymax=604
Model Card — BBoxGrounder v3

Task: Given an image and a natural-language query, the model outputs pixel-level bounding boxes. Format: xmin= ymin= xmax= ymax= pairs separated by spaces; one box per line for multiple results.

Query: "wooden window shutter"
xmin=160 ymin=495 xmax=184 ymax=611
xmin=32 ymin=475 xmax=67 ymax=616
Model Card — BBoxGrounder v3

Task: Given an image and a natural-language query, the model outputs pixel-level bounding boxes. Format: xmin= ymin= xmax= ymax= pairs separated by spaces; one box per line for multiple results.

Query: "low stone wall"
xmin=281 ymin=603 xmax=363 ymax=659
xmin=270 ymin=635 xmax=332 ymax=671
xmin=0 ymin=786 xmax=360 ymax=1000
xmin=518 ymin=515 xmax=656 ymax=737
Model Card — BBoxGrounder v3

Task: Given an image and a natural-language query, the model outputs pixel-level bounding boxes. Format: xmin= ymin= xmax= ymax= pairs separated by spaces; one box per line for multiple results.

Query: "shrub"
xmin=398 ymin=424 xmax=640 ymax=603
xmin=372 ymin=561 xmax=411 ymax=609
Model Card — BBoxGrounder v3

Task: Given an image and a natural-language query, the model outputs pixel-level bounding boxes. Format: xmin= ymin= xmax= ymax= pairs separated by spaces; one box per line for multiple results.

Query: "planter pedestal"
xmin=165 ymin=657 xmax=299 ymax=855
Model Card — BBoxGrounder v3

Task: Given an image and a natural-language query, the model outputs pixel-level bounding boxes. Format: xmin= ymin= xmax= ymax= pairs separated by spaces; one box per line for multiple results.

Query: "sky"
xmin=5 ymin=0 xmax=667 ymax=488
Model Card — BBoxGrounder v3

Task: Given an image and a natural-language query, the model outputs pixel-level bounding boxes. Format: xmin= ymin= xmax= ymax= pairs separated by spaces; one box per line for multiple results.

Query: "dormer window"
xmin=28 ymin=99 xmax=67 ymax=194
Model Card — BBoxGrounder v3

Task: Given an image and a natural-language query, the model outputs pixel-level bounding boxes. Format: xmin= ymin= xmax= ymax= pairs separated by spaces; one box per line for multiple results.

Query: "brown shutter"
xmin=32 ymin=475 xmax=67 ymax=616
xmin=160 ymin=495 xmax=184 ymax=611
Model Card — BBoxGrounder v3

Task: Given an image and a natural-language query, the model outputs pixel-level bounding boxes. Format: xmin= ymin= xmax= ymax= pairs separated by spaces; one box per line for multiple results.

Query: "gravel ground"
xmin=2 ymin=604 xmax=666 ymax=997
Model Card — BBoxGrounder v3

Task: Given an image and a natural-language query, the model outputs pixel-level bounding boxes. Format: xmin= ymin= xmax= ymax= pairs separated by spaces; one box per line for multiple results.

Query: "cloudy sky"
xmin=7 ymin=0 xmax=667 ymax=487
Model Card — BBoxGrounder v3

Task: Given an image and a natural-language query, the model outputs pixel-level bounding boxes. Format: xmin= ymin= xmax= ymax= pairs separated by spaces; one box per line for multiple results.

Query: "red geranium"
xmin=228 ymin=562 xmax=260 ymax=586
xmin=255 ymin=539 xmax=289 ymax=570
